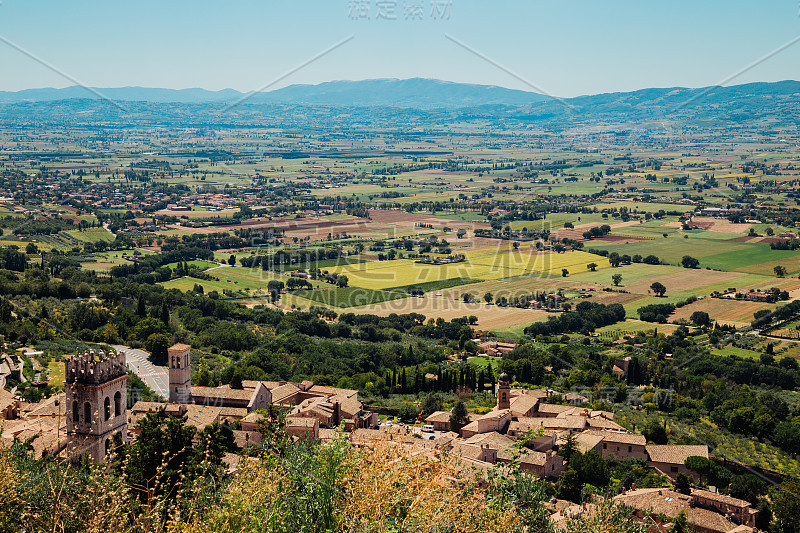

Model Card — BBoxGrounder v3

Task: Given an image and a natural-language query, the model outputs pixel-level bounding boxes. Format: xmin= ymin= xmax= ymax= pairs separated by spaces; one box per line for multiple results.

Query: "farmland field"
xmin=349 ymin=296 xmax=549 ymax=331
xmin=327 ymin=250 xmax=609 ymax=290
xmin=165 ymin=260 xmax=219 ymax=270
xmin=670 ymin=297 xmax=774 ymax=327
xmin=292 ymin=287 xmax=409 ymax=308
xmin=7 ymin=41 xmax=800 ymax=518
xmin=46 ymin=361 xmax=65 ymax=389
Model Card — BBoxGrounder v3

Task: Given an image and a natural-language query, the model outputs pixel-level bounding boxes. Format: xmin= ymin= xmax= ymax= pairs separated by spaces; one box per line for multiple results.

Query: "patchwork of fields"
xmin=326 ymin=249 xmax=608 ymax=290
xmin=140 ymin=207 xmax=800 ymax=333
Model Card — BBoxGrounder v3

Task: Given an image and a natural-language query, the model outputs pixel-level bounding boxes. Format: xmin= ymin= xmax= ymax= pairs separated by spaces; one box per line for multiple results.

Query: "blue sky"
xmin=0 ymin=0 xmax=798 ymax=96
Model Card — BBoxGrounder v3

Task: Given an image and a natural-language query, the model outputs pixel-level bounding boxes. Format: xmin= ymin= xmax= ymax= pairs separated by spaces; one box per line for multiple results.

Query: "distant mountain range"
xmin=2 ymin=78 xmax=799 ymax=132
xmin=0 ymin=78 xmax=553 ymax=108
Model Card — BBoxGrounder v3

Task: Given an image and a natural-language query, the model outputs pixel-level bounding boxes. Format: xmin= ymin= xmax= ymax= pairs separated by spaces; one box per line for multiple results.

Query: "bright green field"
xmin=711 ymin=346 xmax=761 ymax=359
xmin=65 ymin=228 xmax=115 ymax=243
xmin=292 ymin=287 xmax=409 ymax=308
xmin=162 ymin=266 xmax=322 ymax=297
xmin=387 ymin=277 xmax=479 ymax=293
xmin=587 ymin=234 xmax=800 ymax=275
xmin=166 ymin=260 xmax=219 ymax=270
xmin=466 ymin=356 xmax=501 ymax=372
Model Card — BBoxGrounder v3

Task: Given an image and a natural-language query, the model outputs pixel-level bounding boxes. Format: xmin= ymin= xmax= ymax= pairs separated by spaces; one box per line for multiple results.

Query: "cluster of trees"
xmin=681 ymin=255 xmax=700 ymax=269
xmin=239 ymin=247 xmax=343 ymax=271
xmin=752 ymin=299 xmax=800 ymax=328
xmin=286 ymin=276 xmax=313 ymax=290
xmin=524 ymin=302 xmax=626 ymax=337
xmin=12 ymin=217 xmax=74 ymax=235
xmin=705 ymin=388 xmax=800 ymax=452
xmin=0 ymin=248 xmax=27 ymax=271
xmin=581 ymin=225 xmax=612 ymax=240
xmin=587 ymin=250 xmax=662 ymax=265
xmin=110 ymin=247 xmax=215 ymax=283
xmin=384 ymin=363 xmax=496 ymax=398
xmin=770 ymin=239 xmax=800 ymax=250
xmin=637 ymin=303 xmax=675 ymax=323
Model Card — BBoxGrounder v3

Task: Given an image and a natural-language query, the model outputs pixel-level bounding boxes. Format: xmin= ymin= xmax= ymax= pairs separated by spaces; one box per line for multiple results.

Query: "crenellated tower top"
xmin=65 ymin=350 xmax=127 ymax=385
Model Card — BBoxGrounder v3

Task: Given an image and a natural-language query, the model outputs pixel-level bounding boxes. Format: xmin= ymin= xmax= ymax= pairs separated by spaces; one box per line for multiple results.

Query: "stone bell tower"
xmin=65 ymin=349 xmax=127 ymax=462
xmin=168 ymin=343 xmax=192 ymax=404
xmin=497 ymin=372 xmax=511 ymax=410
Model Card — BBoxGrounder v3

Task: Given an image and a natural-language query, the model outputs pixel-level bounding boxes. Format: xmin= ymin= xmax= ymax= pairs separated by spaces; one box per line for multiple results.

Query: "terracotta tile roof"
xmin=318 ymin=428 xmax=338 ymax=442
xmin=509 ymin=394 xmax=539 ymax=415
xmin=308 ymin=385 xmax=358 ymax=398
xmin=169 ymin=343 xmax=191 ymax=351
xmin=583 ymin=430 xmax=646 ymax=446
xmin=218 ymin=407 xmax=248 ymax=419
xmin=522 ymin=388 xmax=551 ymax=399
xmin=241 ymin=412 xmax=262 ymax=424
xmin=478 ymin=409 xmax=511 ymax=421
xmin=1 ymin=420 xmax=62 ymax=456
xmin=130 ymin=401 xmax=167 ymax=413
xmin=21 ymin=394 xmax=66 ymax=418
xmin=270 ymin=383 xmax=301 ymax=403
xmin=692 ymin=489 xmax=750 ymax=509
xmin=517 ymin=415 xmax=588 ymax=431
xmin=613 ymin=488 xmax=691 ymax=516
xmin=463 ymin=431 xmax=515 ymax=450
xmin=349 ymin=428 xmax=417 ymax=445
xmin=586 ymin=418 xmax=627 ymax=431
xmin=0 ymin=388 xmax=14 ymax=408
xmin=561 ymin=432 xmax=604 ymax=454
xmin=183 ymin=405 xmax=223 ymax=429
xmin=646 ymin=444 xmax=709 ymax=464
xmin=517 ymin=451 xmax=550 ymax=466
xmin=425 ymin=410 xmax=451 ymax=423
xmin=613 ymin=488 xmax=744 ymax=533
xmin=332 ymin=396 xmax=363 ymax=417
xmin=564 ymin=392 xmax=589 ymax=403
xmin=258 ymin=381 xmax=287 ymax=390
xmin=432 ymin=432 xmax=460 ymax=448
xmin=460 ymin=421 xmax=479 ymax=433
xmin=191 ymin=386 xmax=253 ymax=402
xmin=507 ymin=421 xmax=558 ymax=437
xmin=286 ymin=416 xmax=318 ymax=428
xmin=458 ymin=444 xmax=488 ymax=461
xmin=537 ymin=403 xmax=573 ymax=414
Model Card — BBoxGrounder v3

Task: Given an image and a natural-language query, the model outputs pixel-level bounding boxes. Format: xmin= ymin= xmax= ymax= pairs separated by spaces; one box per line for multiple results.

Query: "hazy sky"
xmin=0 ymin=0 xmax=798 ymax=96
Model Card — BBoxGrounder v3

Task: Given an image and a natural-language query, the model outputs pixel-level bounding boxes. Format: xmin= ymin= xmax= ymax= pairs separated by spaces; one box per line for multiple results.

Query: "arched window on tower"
xmin=104 ymin=397 xmax=111 ymax=421
xmin=84 ymin=402 xmax=92 ymax=424
xmin=105 ymin=438 xmax=112 ymax=456
xmin=114 ymin=391 xmax=121 ymax=417
xmin=72 ymin=401 xmax=79 ymax=424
